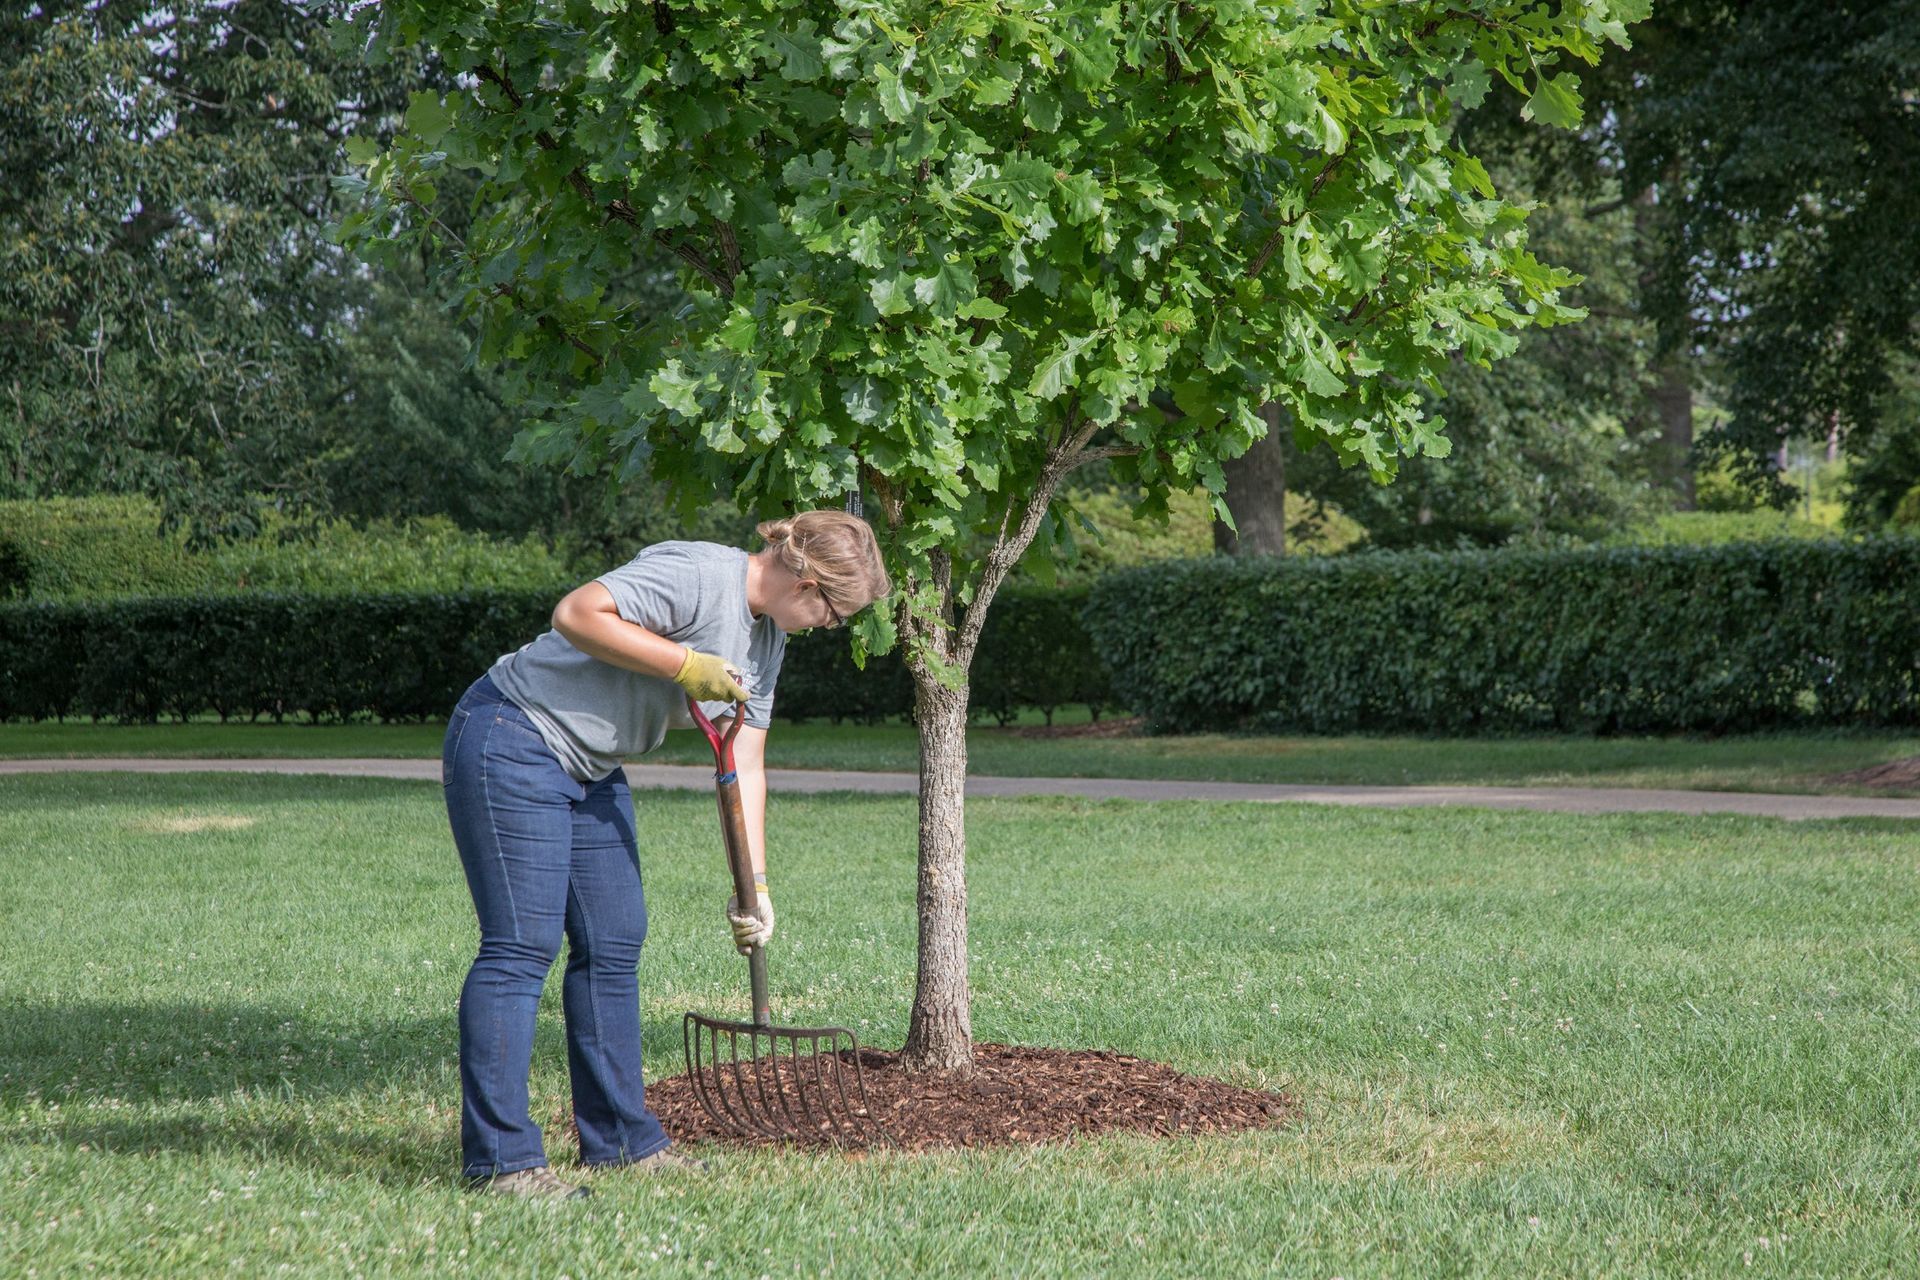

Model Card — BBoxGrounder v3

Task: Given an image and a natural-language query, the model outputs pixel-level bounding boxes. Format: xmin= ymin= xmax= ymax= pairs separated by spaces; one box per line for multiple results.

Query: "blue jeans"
xmin=442 ymin=673 xmax=672 ymax=1177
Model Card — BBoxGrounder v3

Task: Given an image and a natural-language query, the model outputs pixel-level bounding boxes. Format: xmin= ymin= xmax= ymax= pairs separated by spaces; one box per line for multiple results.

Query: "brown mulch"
xmin=1824 ymin=755 xmax=1920 ymax=790
xmin=996 ymin=716 xmax=1146 ymax=740
xmin=641 ymin=1042 xmax=1293 ymax=1152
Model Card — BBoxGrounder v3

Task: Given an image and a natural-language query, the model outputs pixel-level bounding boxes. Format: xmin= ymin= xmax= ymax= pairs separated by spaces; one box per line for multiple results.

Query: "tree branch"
xmin=954 ymin=415 xmax=1101 ymax=667
xmin=714 ymin=219 xmax=743 ymax=282
xmin=491 ymin=283 xmax=604 ymax=368
xmin=1413 ymin=8 xmax=1504 ymax=40
xmin=1245 ymin=153 xmax=1345 ymax=279
xmin=1066 ymin=443 xmax=1143 ymax=468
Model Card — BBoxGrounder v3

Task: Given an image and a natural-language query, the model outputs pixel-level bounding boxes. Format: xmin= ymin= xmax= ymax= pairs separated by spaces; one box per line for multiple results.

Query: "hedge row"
xmin=8 ymin=539 xmax=1915 ymax=733
xmin=0 ymin=585 xmax=1112 ymax=725
xmin=1084 ymin=538 xmax=1920 ymax=733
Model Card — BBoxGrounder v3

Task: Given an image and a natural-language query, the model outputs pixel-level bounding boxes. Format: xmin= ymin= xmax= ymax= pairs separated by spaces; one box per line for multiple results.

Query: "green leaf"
xmin=716 ymin=309 xmax=759 ymax=354
xmin=343 ymin=136 xmax=380 ymax=167
xmin=1295 ymin=348 xmax=1346 ymax=398
xmin=1002 ymin=243 xmax=1033 ymax=290
xmin=1022 ymin=86 xmax=1062 ymax=132
xmin=913 ymin=257 xmax=977 ymax=318
xmin=842 ymin=377 xmax=892 ymax=425
xmin=956 ymin=298 xmax=1007 ymax=320
xmin=875 ymin=65 xmax=918 ymax=124
xmin=1447 ymin=61 xmax=1491 ymax=111
xmin=869 ymin=273 xmax=913 ymax=317
xmin=769 ymin=25 xmax=824 ymax=81
xmin=848 ymin=219 xmax=888 ymax=268
xmin=1523 ymin=72 xmax=1585 ymax=129
xmin=1027 ymin=334 xmax=1094 ymax=401
xmin=404 ymin=91 xmax=452 ymax=145
xmin=651 ymin=361 xmax=706 ymax=418
xmin=1055 ymin=171 xmax=1103 ymax=225
xmin=1449 ymin=150 xmax=1496 ymax=199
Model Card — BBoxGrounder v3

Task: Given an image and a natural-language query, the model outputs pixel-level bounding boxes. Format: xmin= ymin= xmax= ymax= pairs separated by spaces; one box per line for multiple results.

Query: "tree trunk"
xmin=900 ymin=662 xmax=975 ymax=1078
xmin=1650 ymin=356 xmax=1694 ymax=510
xmin=1636 ymin=172 xmax=1695 ymax=511
xmin=1212 ymin=401 xmax=1287 ymax=555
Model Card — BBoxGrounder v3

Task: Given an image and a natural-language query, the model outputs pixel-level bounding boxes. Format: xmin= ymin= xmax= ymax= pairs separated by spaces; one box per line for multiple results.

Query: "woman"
xmin=441 ymin=510 xmax=891 ymax=1200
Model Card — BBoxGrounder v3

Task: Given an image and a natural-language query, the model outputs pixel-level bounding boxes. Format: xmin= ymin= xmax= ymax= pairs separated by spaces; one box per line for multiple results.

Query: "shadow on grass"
xmin=1 ymin=1001 xmax=691 ymax=1187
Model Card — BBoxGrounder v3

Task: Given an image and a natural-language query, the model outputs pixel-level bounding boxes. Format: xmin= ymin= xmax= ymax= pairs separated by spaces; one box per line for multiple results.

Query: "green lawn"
xmin=4 ymin=714 xmax=1918 ymax=796
xmin=3 ymin=774 xmax=1916 ymax=1276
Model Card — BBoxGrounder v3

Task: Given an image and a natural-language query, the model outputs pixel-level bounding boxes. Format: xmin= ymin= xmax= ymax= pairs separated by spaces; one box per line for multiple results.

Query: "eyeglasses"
xmin=817 ymin=585 xmax=845 ymax=629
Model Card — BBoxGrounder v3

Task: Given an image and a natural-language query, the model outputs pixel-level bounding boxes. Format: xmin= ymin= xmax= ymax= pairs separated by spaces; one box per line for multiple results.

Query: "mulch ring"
xmin=995 ymin=716 xmax=1146 ymax=740
xmin=1824 ymin=755 xmax=1920 ymax=790
xmin=641 ymin=1042 xmax=1294 ymax=1152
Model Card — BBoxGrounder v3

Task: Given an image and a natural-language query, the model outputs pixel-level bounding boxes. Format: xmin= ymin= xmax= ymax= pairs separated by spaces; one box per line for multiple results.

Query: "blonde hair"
xmin=756 ymin=510 xmax=892 ymax=616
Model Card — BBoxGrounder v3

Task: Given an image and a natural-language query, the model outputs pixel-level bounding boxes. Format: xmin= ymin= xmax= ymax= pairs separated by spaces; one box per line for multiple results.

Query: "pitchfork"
xmin=680 ymin=694 xmax=884 ymax=1144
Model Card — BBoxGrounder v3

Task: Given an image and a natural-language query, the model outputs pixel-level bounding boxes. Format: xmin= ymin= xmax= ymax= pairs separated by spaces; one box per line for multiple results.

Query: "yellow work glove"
xmin=725 ymin=881 xmax=774 ymax=953
xmin=673 ymin=647 xmax=749 ymax=703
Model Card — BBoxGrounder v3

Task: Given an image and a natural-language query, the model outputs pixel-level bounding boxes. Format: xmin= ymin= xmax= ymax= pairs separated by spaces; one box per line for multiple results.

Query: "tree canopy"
xmin=0 ymin=1 xmax=418 ymax=540
xmin=340 ymin=0 xmax=1641 ymax=665
xmin=1468 ymin=0 xmax=1920 ymax=506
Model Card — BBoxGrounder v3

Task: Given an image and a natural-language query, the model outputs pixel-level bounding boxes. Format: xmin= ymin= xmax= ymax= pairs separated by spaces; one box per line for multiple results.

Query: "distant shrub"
xmin=0 ymin=584 xmax=1111 ymax=725
xmin=1605 ymin=510 xmax=1836 ymax=546
xmin=1891 ymin=482 xmax=1920 ymax=530
xmin=0 ymin=497 xmax=575 ymax=600
xmin=0 ymin=496 xmax=212 ymax=600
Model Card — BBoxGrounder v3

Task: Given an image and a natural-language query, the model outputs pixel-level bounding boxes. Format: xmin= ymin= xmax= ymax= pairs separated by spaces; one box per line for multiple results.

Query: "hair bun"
xmin=755 ymin=517 xmax=795 ymax=543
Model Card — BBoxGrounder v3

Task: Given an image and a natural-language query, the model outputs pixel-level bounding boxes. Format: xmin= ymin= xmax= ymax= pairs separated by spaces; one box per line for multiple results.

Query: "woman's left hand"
xmin=725 ymin=887 xmax=775 ymax=953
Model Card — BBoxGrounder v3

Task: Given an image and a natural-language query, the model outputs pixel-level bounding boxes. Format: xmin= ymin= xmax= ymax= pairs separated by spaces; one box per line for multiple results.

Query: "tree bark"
xmin=900 ymin=661 xmax=974 ymax=1078
xmin=1212 ymin=401 xmax=1287 ymax=555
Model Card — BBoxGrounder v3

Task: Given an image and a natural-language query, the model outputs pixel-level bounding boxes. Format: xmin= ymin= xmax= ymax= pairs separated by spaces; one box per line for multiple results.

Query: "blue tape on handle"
xmin=715 ymin=770 xmax=738 ymax=785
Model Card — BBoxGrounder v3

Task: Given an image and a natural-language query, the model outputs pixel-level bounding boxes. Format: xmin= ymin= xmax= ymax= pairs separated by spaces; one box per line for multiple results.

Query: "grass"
xmin=3 ymin=712 xmax=1917 ymax=796
xmin=3 ymin=773 xmax=1918 ymax=1276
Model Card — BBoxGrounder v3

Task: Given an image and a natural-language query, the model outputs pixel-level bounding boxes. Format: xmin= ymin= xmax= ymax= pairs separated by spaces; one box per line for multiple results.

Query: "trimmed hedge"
xmin=19 ymin=539 xmax=1910 ymax=735
xmin=1084 ymin=538 xmax=1920 ymax=734
xmin=0 ymin=585 xmax=1113 ymax=725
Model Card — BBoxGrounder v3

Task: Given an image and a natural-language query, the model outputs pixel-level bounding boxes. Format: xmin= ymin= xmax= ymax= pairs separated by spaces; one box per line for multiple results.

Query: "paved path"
xmin=4 ymin=758 xmax=1917 ymax=821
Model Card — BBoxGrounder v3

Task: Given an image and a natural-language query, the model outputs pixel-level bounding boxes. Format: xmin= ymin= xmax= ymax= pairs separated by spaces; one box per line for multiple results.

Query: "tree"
xmin=342 ymin=0 xmax=1638 ymax=1076
xmin=1288 ymin=173 xmax=1666 ymax=548
xmin=0 ymin=1 xmax=438 ymax=541
xmin=1464 ymin=0 xmax=1920 ymax=509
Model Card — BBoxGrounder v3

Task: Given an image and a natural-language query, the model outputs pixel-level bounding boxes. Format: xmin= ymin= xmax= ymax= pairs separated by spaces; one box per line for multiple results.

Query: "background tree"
xmin=1290 ymin=172 xmax=1665 ymax=548
xmin=0 ymin=1 xmax=425 ymax=541
xmin=343 ymin=0 xmax=1639 ymax=1076
xmin=1466 ymin=0 xmax=1920 ymax=514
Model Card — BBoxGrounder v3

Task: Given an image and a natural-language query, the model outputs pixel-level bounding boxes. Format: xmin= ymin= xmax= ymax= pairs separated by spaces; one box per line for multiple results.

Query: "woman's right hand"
xmin=673 ymin=647 xmax=749 ymax=703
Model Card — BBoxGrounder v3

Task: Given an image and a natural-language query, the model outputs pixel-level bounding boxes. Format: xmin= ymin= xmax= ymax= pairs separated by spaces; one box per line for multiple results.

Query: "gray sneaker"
xmin=469 ymin=1165 xmax=592 ymax=1201
xmin=625 ymin=1147 xmax=711 ymax=1174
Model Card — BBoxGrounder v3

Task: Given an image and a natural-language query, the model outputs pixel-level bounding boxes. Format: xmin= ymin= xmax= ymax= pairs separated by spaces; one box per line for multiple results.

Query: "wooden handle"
xmin=692 ymin=695 xmax=769 ymax=1026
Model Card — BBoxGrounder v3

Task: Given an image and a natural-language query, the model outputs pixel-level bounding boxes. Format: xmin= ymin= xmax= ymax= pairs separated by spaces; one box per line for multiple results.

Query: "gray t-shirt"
xmin=487 ymin=541 xmax=786 ymax=783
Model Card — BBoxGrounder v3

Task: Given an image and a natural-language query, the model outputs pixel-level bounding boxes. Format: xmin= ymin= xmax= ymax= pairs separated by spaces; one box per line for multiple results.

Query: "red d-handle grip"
xmin=686 ymin=694 xmax=746 ymax=778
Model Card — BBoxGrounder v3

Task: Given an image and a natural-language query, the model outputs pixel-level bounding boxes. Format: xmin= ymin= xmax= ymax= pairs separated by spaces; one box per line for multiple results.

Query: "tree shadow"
xmin=1 ymin=1001 xmax=691 ymax=1187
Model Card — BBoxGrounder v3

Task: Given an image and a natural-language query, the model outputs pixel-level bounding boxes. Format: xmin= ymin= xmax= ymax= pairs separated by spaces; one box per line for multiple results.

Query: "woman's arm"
xmin=551 ymin=582 xmax=688 ymax=678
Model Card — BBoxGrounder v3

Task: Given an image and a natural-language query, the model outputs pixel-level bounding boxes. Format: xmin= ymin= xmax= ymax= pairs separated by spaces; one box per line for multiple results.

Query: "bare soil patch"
xmin=1824 ymin=755 xmax=1920 ymax=791
xmin=995 ymin=716 xmax=1146 ymax=741
xmin=645 ymin=1042 xmax=1293 ymax=1152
